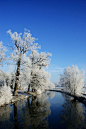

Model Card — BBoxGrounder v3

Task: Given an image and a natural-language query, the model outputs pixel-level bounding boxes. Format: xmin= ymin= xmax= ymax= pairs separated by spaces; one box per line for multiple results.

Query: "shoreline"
xmin=1 ymin=89 xmax=86 ymax=107
xmin=46 ymin=89 xmax=86 ymax=105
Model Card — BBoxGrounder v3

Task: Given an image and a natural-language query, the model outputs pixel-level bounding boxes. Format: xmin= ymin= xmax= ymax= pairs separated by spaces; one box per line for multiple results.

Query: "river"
xmin=0 ymin=91 xmax=86 ymax=129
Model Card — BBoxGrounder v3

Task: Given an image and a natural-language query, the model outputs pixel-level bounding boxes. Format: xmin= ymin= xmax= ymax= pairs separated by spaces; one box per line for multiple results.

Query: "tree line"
xmin=0 ymin=29 xmax=85 ymax=97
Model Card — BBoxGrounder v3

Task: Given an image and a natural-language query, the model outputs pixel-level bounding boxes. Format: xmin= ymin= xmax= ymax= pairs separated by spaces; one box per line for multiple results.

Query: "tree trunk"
xmin=32 ymin=88 xmax=36 ymax=93
xmin=28 ymin=83 xmax=31 ymax=92
xmin=32 ymin=88 xmax=34 ymax=92
xmin=13 ymin=59 xmax=21 ymax=96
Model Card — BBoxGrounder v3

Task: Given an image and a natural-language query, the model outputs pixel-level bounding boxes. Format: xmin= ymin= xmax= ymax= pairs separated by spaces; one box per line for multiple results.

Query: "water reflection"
xmin=14 ymin=102 xmax=18 ymax=129
xmin=18 ymin=97 xmax=50 ymax=128
xmin=0 ymin=104 xmax=14 ymax=129
xmin=60 ymin=94 xmax=86 ymax=129
xmin=1 ymin=92 xmax=86 ymax=129
xmin=17 ymin=91 xmax=55 ymax=128
xmin=0 ymin=91 xmax=54 ymax=129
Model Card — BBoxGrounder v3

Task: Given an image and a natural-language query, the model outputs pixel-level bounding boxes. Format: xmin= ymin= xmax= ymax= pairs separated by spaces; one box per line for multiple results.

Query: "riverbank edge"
xmin=1 ymin=89 xmax=86 ymax=107
xmin=46 ymin=89 xmax=86 ymax=105
xmin=0 ymin=90 xmax=37 ymax=107
xmin=0 ymin=95 xmax=29 ymax=107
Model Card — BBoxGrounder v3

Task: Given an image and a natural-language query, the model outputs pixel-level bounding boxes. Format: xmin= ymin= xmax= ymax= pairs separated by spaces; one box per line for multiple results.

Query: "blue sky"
xmin=0 ymin=0 xmax=86 ymax=83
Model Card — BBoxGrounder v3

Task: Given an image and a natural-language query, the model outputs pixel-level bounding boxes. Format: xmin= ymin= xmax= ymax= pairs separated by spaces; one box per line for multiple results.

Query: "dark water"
xmin=0 ymin=91 xmax=86 ymax=129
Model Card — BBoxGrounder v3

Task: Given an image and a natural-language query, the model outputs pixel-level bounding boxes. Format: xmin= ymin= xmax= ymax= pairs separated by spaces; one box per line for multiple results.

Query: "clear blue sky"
xmin=0 ymin=0 xmax=86 ymax=83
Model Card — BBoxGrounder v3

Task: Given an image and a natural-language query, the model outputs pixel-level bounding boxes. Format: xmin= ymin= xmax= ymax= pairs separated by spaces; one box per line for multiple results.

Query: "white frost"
xmin=60 ymin=65 xmax=85 ymax=95
xmin=0 ymin=85 xmax=12 ymax=106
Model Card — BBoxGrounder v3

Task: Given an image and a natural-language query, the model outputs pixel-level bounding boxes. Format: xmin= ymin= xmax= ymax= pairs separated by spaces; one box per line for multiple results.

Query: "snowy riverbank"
xmin=0 ymin=89 xmax=31 ymax=107
xmin=1 ymin=87 xmax=86 ymax=107
xmin=47 ymin=88 xmax=86 ymax=104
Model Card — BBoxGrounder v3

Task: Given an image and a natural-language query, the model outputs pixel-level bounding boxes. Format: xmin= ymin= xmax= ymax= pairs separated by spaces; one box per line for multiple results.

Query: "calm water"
xmin=0 ymin=91 xmax=86 ymax=129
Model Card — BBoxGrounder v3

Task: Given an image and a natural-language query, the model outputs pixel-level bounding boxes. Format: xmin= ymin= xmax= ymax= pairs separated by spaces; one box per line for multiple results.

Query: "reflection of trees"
xmin=45 ymin=91 xmax=55 ymax=99
xmin=17 ymin=93 xmax=51 ymax=129
xmin=14 ymin=102 xmax=18 ymax=129
xmin=0 ymin=105 xmax=12 ymax=120
xmin=0 ymin=92 xmax=54 ymax=129
xmin=0 ymin=104 xmax=14 ymax=129
xmin=60 ymin=94 xmax=86 ymax=129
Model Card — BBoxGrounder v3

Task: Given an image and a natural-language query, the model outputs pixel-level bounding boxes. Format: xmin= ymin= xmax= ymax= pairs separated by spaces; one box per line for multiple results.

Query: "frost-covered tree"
xmin=7 ymin=29 xmax=37 ymax=95
xmin=27 ymin=44 xmax=40 ymax=92
xmin=0 ymin=41 xmax=6 ymax=65
xmin=17 ymin=54 xmax=31 ymax=90
xmin=18 ymin=66 xmax=31 ymax=90
xmin=30 ymin=50 xmax=52 ymax=69
xmin=7 ymin=29 xmax=54 ymax=95
xmin=31 ymin=67 xmax=55 ymax=94
xmin=28 ymin=46 xmax=54 ymax=93
xmin=60 ymin=65 xmax=85 ymax=95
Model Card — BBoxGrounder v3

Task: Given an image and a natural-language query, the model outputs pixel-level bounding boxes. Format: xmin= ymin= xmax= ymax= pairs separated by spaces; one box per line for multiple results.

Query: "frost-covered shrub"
xmin=0 ymin=85 xmax=12 ymax=106
xmin=60 ymin=65 xmax=85 ymax=95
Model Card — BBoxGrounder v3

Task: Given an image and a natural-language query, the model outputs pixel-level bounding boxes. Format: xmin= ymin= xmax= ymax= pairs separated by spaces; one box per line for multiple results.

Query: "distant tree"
xmin=0 ymin=41 xmax=6 ymax=65
xmin=60 ymin=65 xmax=85 ymax=95
xmin=7 ymin=29 xmax=37 ymax=95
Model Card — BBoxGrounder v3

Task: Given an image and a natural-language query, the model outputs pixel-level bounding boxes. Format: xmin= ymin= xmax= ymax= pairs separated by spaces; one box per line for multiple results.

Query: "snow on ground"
xmin=11 ymin=89 xmax=27 ymax=93
xmin=82 ymin=87 xmax=86 ymax=95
